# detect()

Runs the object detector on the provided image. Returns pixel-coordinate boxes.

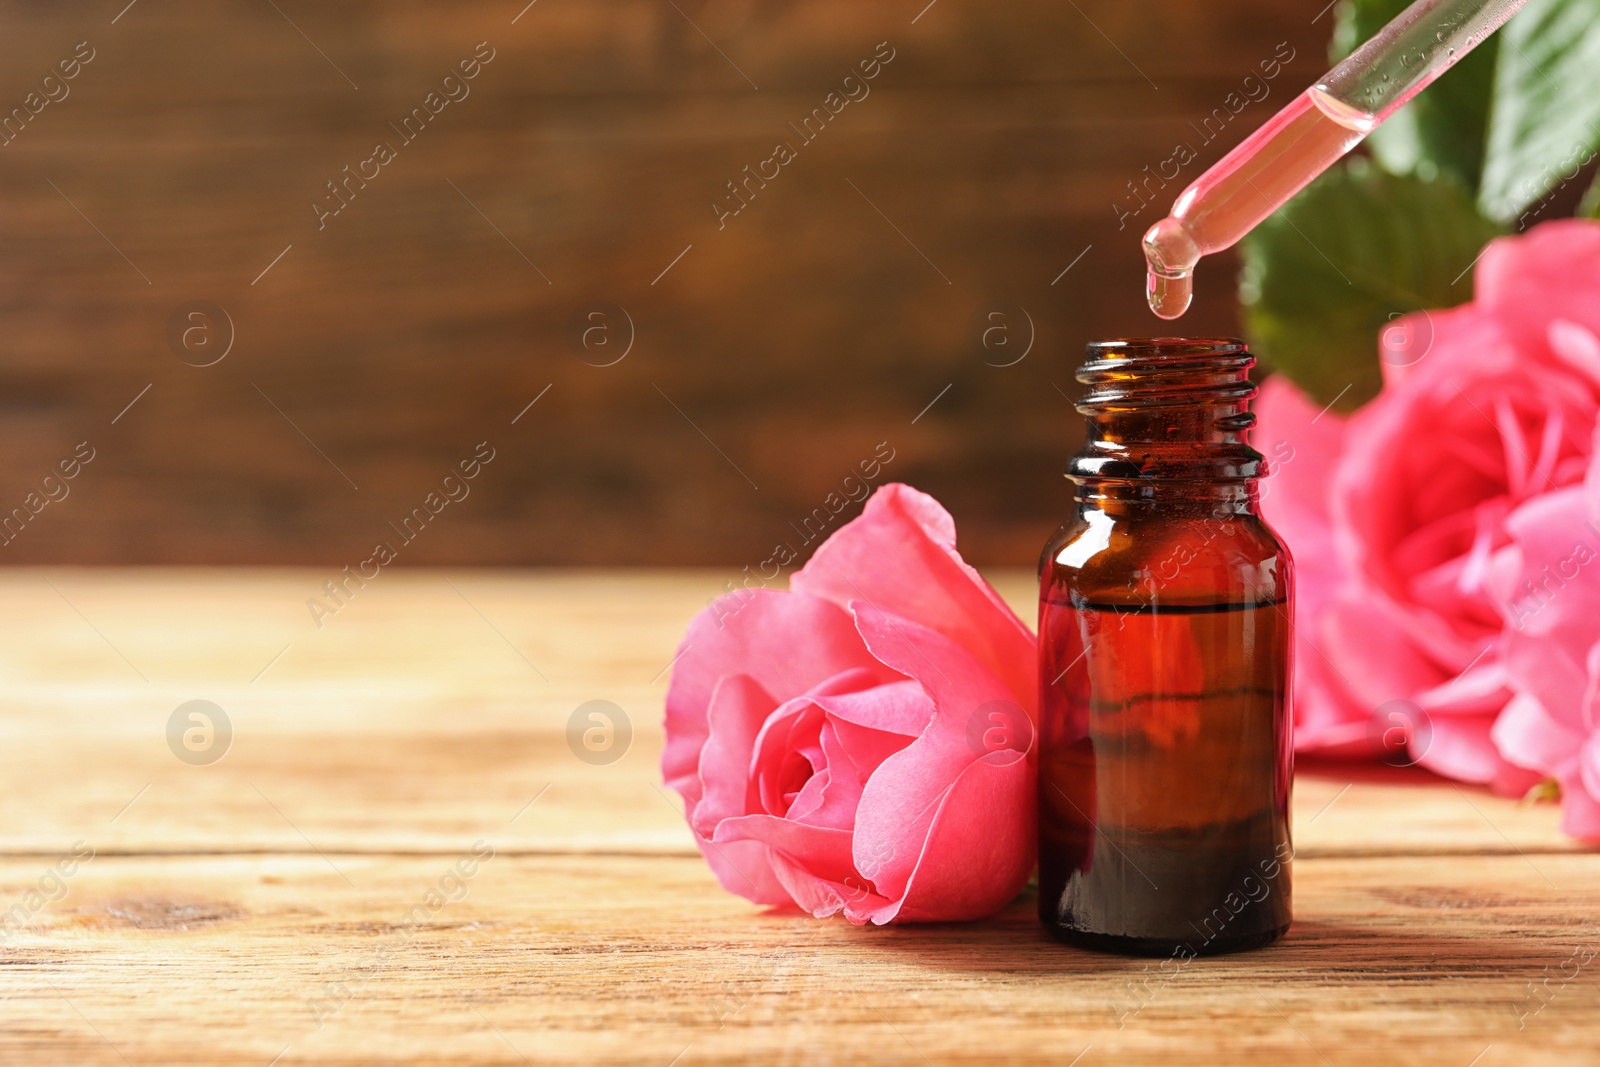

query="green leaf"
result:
[1331,0,1499,193]
[1582,171,1600,218]
[1478,0,1600,224]
[1239,160,1505,410]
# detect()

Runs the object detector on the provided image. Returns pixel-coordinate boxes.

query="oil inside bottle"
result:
[1037,590,1292,955]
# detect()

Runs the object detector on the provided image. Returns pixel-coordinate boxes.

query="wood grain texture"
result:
[0,0,1333,565]
[1,570,1596,1064]
[0,568,1576,857]
[6,854,1600,1066]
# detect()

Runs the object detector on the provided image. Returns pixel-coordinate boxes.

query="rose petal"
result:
[790,722,872,832]
[1257,378,1351,736]
[848,605,1032,909]
[1380,302,1513,391]
[663,589,896,812]
[1333,309,1531,669]
[1558,766,1600,842]
[748,698,825,819]
[1498,488,1600,639]
[1578,737,1600,823]
[1478,220,1600,354]
[690,835,790,907]
[1320,590,1446,708]
[1493,761,1547,798]
[1292,648,1373,755]
[1256,376,1348,558]
[713,813,857,885]
[1415,657,1508,716]
[713,814,862,917]
[791,483,1037,710]
[1414,711,1511,787]
[768,852,895,921]
[1492,691,1585,777]
[1493,488,1600,730]
[1561,653,1600,841]
[1587,424,1600,514]
[809,683,931,818]
[813,678,935,738]
[1549,320,1600,386]
[784,766,831,825]
[692,674,779,835]
[847,747,1033,924]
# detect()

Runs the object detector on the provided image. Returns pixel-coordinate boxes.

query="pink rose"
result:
[1258,219,1600,794]
[1488,436,1600,839]
[1253,376,1367,756]
[662,483,1037,923]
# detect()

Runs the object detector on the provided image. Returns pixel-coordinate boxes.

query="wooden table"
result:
[2,569,1596,1065]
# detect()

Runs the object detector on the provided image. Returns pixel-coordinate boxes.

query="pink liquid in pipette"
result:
[1143,88,1372,319]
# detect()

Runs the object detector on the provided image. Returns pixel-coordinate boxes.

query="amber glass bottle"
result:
[1037,337,1293,957]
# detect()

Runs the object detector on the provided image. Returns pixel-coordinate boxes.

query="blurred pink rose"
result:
[1254,376,1363,756]
[662,483,1037,923]
[1488,439,1600,839]
[1259,219,1600,799]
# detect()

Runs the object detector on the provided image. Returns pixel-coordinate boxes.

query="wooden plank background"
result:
[0,0,1332,565]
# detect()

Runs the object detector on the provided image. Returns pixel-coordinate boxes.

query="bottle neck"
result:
[1067,337,1265,514]
[1075,481,1259,513]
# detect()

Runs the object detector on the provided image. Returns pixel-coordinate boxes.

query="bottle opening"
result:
[1068,337,1264,493]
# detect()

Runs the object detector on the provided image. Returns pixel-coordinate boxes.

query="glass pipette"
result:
[1143,0,1530,319]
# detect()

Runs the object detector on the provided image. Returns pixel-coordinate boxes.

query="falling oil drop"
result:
[1142,215,1202,320]
[1146,269,1193,320]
